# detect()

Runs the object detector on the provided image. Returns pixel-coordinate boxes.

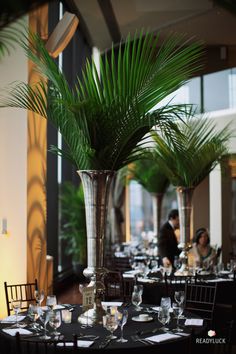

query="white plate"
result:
[198,271,211,275]
[132,316,153,322]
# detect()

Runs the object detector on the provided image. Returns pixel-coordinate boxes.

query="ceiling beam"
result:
[97,0,121,44]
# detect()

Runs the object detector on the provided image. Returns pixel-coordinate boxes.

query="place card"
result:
[57,340,94,347]
[82,286,94,311]
[146,333,180,342]
[185,318,203,326]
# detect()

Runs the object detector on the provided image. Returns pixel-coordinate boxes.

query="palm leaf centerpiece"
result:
[0,31,203,170]
[126,158,169,237]
[150,107,231,274]
[0,30,203,322]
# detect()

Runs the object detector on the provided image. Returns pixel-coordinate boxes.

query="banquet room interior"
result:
[0,0,236,353]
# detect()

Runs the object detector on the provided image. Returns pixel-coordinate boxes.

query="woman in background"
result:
[189,228,216,268]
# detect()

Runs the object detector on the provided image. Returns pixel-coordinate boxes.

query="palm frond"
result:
[0,30,204,170]
[151,109,232,187]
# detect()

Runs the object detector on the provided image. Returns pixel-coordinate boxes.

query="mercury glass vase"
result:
[77,170,115,325]
[151,192,164,242]
[175,186,194,276]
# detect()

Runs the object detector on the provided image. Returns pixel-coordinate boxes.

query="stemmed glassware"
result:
[28,304,40,330]
[116,309,128,343]
[172,302,184,332]
[103,313,118,340]
[158,307,170,332]
[39,310,50,340]
[46,295,57,310]
[49,311,61,337]
[160,297,171,310]
[131,285,143,311]
[34,290,44,307]
[11,298,22,328]
[174,291,185,318]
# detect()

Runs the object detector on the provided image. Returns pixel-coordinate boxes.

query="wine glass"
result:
[103,313,118,339]
[46,295,57,310]
[39,310,51,339]
[174,291,185,318]
[49,311,61,337]
[28,304,41,330]
[34,289,44,307]
[131,285,143,311]
[78,283,92,328]
[11,298,22,328]
[172,302,183,332]
[160,297,171,310]
[158,307,170,332]
[116,309,128,343]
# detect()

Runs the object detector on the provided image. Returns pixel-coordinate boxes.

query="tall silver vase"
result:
[77,170,115,325]
[151,193,164,241]
[175,186,194,275]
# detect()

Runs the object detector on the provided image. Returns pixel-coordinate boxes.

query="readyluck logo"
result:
[196,330,226,344]
[208,330,216,337]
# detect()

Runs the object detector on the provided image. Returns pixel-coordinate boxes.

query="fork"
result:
[131,334,152,345]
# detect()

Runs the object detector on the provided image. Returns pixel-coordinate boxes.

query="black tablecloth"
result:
[0,304,205,354]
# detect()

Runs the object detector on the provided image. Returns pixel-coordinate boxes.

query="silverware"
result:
[131,334,151,345]
[99,338,112,348]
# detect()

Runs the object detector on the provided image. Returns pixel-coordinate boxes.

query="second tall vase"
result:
[77,170,115,325]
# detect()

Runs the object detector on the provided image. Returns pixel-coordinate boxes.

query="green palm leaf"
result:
[151,106,232,187]
[0,30,203,170]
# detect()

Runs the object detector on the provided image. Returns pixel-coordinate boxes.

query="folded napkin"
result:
[151,306,173,313]
[123,274,135,279]
[206,278,232,283]
[58,341,94,348]
[2,328,32,336]
[101,301,123,307]
[1,315,26,323]
[123,270,140,275]
[137,278,155,283]
[185,318,203,326]
[146,333,180,342]
[41,304,65,311]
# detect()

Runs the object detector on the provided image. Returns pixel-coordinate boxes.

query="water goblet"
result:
[103,313,118,340]
[11,298,22,328]
[131,285,143,311]
[174,291,185,318]
[172,302,183,332]
[158,307,170,332]
[160,297,171,310]
[116,309,128,343]
[49,311,61,337]
[39,310,51,340]
[46,295,57,310]
[28,304,40,330]
[34,289,44,307]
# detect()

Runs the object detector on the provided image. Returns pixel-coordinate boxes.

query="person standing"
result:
[158,209,180,267]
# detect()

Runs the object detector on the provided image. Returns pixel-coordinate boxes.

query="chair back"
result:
[164,273,196,299]
[184,281,217,327]
[104,271,124,301]
[4,279,38,315]
[15,332,78,354]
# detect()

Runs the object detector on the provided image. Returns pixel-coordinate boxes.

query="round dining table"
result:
[0,303,206,354]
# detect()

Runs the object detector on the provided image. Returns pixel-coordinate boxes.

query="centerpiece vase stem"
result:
[77,170,115,325]
[175,186,194,275]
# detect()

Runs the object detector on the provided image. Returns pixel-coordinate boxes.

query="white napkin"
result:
[151,306,173,313]
[101,301,123,307]
[185,318,203,326]
[1,315,26,323]
[123,270,140,275]
[58,341,94,347]
[123,274,135,279]
[2,328,32,336]
[146,333,180,342]
[137,278,155,283]
[206,278,232,283]
[41,304,65,311]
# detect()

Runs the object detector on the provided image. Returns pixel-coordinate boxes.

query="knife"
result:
[99,338,112,348]
[137,327,159,336]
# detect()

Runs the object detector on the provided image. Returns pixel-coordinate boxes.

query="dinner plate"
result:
[132,316,153,322]
[198,271,211,275]
[219,270,230,275]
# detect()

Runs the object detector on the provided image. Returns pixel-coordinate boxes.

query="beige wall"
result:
[0,20,28,318]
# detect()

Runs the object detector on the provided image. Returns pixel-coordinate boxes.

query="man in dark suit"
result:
[158,209,180,267]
